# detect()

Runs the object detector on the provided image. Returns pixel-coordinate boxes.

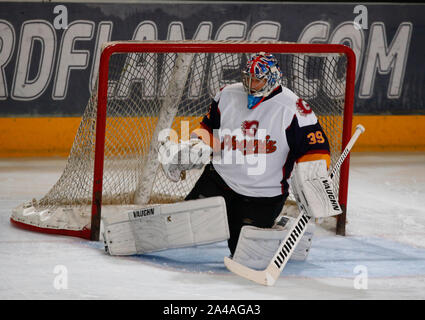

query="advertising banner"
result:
[0,2,423,116]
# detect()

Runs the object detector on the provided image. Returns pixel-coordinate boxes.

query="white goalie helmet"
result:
[241,52,283,109]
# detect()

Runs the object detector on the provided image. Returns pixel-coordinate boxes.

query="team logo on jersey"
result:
[221,134,277,155]
[221,121,277,156]
[296,98,312,116]
[241,120,259,137]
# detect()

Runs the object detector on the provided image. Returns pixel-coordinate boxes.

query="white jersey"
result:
[199,83,330,198]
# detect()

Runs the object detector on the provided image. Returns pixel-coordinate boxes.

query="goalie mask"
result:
[242,52,282,109]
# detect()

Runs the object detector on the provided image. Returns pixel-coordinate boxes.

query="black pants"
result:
[185,164,288,255]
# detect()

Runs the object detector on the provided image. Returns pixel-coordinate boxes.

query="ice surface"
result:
[1,153,425,300]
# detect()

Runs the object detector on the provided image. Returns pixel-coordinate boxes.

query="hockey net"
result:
[10,41,355,240]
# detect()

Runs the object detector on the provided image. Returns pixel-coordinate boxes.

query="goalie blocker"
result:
[291,159,342,218]
[102,196,229,255]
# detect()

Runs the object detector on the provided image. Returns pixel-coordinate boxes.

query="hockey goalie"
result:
[102,52,342,269]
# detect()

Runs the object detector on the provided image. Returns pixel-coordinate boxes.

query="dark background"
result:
[0,2,423,116]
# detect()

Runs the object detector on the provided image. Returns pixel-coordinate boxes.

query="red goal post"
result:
[11,41,356,241]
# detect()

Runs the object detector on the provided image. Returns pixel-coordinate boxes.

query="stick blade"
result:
[224,256,276,286]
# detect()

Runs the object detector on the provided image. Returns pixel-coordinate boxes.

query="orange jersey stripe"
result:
[297,152,331,169]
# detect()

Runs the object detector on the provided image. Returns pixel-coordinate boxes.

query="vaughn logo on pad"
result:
[321,179,341,212]
[128,207,159,219]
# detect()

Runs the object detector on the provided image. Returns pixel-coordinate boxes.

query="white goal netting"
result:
[11,41,352,239]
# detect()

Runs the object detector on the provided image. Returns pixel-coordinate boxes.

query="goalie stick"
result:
[224,124,365,286]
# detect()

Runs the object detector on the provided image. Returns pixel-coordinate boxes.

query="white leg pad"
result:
[232,216,315,270]
[102,196,229,255]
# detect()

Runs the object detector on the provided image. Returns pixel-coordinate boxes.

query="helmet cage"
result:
[241,53,282,97]
[241,72,268,96]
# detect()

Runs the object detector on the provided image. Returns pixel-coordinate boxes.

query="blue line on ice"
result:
[124,236,425,278]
